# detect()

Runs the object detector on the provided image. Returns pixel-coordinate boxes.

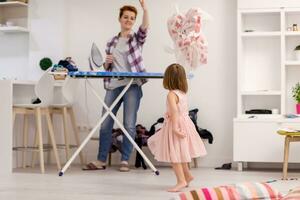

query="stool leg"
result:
[35,108,45,174]
[69,107,85,165]
[193,158,198,168]
[45,109,61,170]
[283,136,290,180]
[62,107,71,161]
[13,111,19,168]
[22,114,29,168]
[46,112,54,165]
[31,129,38,168]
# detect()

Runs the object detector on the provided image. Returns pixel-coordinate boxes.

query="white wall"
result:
[0,34,29,80]
[28,0,67,79]
[65,0,237,167]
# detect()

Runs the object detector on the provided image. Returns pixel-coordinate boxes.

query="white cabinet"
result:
[0,1,29,33]
[234,120,282,162]
[0,80,12,174]
[234,119,300,163]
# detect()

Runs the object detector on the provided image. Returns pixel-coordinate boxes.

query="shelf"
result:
[241,32,281,37]
[12,80,63,86]
[235,115,300,123]
[12,80,36,85]
[0,26,29,33]
[285,8,300,13]
[281,117,300,123]
[285,61,300,66]
[0,1,28,7]
[240,9,281,14]
[235,114,282,121]
[285,31,300,36]
[241,90,282,95]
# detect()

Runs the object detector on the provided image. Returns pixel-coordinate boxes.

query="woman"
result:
[84,0,149,172]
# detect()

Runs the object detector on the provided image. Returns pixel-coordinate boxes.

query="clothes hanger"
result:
[173,2,213,21]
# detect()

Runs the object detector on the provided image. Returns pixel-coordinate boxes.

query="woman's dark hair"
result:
[119,5,137,19]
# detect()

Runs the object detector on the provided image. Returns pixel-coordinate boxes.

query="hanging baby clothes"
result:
[167,8,208,70]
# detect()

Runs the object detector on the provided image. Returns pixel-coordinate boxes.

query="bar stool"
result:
[49,77,84,165]
[13,70,61,173]
[277,130,300,180]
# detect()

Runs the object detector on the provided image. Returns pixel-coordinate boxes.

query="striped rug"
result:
[177,182,283,200]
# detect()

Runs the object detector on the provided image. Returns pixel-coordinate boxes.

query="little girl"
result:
[148,63,207,192]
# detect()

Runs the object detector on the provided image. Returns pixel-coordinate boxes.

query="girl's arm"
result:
[139,0,149,30]
[167,92,186,138]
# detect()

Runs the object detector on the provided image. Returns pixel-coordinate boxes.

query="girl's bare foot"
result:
[167,182,187,192]
[185,176,194,187]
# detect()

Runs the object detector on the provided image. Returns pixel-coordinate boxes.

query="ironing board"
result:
[58,71,164,176]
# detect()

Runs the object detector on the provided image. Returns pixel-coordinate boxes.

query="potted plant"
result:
[39,57,52,71]
[295,45,300,61]
[292,82,300,114]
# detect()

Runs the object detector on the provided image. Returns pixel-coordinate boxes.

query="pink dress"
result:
[148,90,207,163]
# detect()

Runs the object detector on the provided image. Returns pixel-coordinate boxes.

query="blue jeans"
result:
[97,84,143,162]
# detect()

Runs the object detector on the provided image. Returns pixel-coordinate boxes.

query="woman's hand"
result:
[105,54,113,64]
[139,0,147,11]
[104,54,113,69]
[104,54,114,70]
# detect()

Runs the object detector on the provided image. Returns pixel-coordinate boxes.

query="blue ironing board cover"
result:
[68,71,164,79]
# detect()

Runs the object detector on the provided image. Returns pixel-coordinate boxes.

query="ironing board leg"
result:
[86,79,159,175]
[59,79,133,176]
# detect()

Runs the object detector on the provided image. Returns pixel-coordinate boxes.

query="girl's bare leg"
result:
[168,163,187,192]
[182,162,194,187]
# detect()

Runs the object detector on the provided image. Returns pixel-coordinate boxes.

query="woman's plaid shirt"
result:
[103,26,148,89]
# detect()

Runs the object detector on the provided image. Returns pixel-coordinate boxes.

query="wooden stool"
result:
[277,130,300,180]
[48,76,85,166]
[13,106,61,173]
[13,70,61,173]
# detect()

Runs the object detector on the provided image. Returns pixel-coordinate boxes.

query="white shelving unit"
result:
[0,1,29,33]
[240,90,282,95]
[0,26,29,33]
[285,31,300,36]
[241,32,281,37]
[235,1,300,170]
[0,1,28,7]
[286,61,300,65]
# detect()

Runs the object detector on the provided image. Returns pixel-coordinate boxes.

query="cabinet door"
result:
[234,121,284,162]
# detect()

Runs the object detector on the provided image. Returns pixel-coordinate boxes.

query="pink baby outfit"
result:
[148,90,207,163]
